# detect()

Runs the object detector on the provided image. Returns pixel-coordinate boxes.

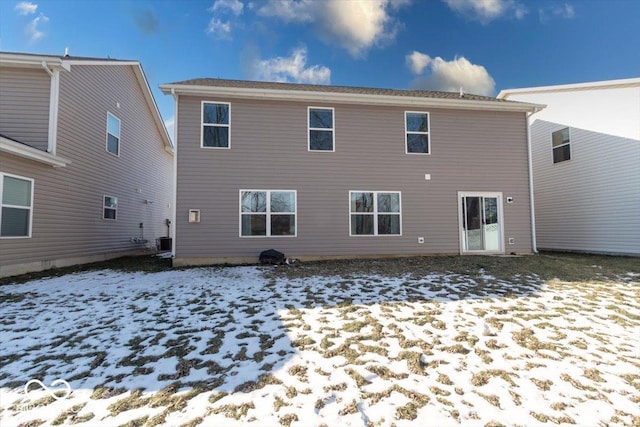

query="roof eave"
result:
[160,84,543,113]
[131,66,174,153]
[0,136,71,167]
[0,52,67,71]
[498,77,640,99]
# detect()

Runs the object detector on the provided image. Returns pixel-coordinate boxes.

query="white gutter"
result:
[161,84,544,113]
[41,61,61,155]
[526,107,544,254]
[170,88,178,258]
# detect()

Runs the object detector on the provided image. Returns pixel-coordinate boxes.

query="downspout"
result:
[170,88,178,259]
[41,61,60,155]
[526,108,542,254]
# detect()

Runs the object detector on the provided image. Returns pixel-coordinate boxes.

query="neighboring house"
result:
[160,79,542,266]
[0,51,174,277]
[499,78,640,256]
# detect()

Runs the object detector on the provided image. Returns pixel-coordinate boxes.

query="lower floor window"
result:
[1,173,33,238]
[350,191,401,236]
[103,195,117,220]
[240,190,296,237]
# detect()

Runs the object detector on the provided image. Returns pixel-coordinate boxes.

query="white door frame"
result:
[457,191,505,254]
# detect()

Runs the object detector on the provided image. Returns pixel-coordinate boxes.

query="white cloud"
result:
[255,0,314,22]
[249,47,331,84]
[14,1,37,15]
[206,18,232,39]
[257,0,409,57]
[409,54,496,96]
[539,3,575,22]
[25,14,48,42]
[206,0,243,39]
[444,0,527,23]
[406,51,431,75]
[210,0,244,16]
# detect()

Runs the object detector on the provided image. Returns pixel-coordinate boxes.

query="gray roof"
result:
[167,78,513,103]
[0,50,135,62]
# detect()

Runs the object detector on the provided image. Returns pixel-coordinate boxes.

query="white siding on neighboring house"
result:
[501,80,640,140]
[531,120,640,255]
[501,79,640,255]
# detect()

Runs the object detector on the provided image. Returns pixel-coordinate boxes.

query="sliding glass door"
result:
[459,193,503,253]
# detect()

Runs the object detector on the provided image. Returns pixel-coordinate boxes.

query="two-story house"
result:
[0,51,174,277]
[499,78,640,256]
[160,79,542,266]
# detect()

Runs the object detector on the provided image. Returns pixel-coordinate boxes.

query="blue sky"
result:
[2,0,639,134]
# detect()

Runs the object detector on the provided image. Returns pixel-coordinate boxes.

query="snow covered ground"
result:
[0,265,638,426]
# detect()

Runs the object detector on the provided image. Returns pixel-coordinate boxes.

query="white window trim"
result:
[0,172,34,239]
[308,106,335,152]
[349,191,402,237]
[239,189,297,238]
[201,101,231,149]
[405,111,431,155]
[103,195,117,221]
[551,127,571,164]
[106,112,121,157]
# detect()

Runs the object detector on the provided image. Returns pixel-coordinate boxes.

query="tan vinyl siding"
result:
[0,67,50,150]
[531,120,640,255]
[0,65,173,274]
[175,95,533,260]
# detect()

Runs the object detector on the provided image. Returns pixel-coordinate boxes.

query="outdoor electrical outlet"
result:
[508,238,515,244]
[418,237,425,244]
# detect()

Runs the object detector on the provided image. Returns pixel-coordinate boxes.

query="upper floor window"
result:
[106,112,121,156]
[350,191,401,236]
[1,173,33,238]
[103,195,117,220]
[308,107,334,151]
[552,127,571,163]
[202,102,230,148]
[405,111,430,154]
[240,190,296,237]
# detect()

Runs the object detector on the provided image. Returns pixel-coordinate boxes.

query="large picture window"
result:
[405,111,430,154]
[202,102,230,148]
[240,190,296,237]
[308,107,334,151]
[350,191,401,236]
[552,127,571,163]
[106,112,121,156]
[0,173,33,238]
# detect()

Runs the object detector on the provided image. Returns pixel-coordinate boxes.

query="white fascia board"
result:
[498,77,640,99]
[129,66,175,153]
[0,136,70,167]
[61,60,140,67]
[160,84,544,113]
[0,54,69,71]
